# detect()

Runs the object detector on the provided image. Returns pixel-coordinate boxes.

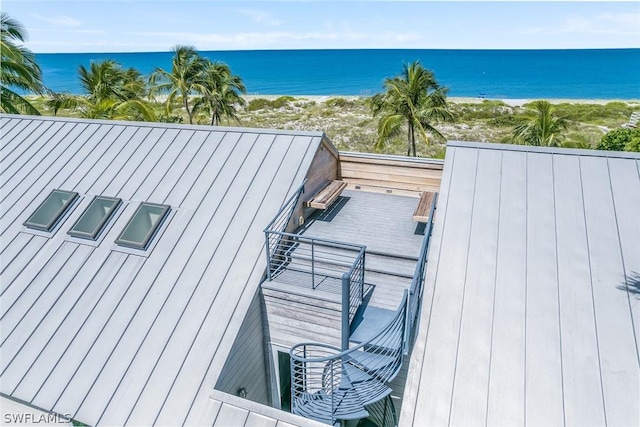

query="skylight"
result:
[115,203,170,250]
[68,196,121,240]
[24,189,78,232]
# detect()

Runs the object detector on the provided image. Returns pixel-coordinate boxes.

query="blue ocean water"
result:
[35,49,640,99]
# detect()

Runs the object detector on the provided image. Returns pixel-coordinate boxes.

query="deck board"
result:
[302,190,423,259]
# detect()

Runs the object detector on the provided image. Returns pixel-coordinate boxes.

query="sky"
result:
[3,1,639,53]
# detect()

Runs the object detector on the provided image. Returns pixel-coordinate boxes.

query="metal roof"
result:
[401,141,640,426]
[0,114,322,426]
[187,390,327,427]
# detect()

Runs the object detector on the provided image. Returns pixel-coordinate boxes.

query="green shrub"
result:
[270,96,295,109]
[487,114,523,127]
[551,102,633,124]
[246,98,271,111]
[246,96,295,111]
[597,128,640,152]
[325,97,355,108]
[451,101,512,121]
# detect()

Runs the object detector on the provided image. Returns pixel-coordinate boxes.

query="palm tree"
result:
[193,61,246,126]
[149,45,208,124]
[370,61,455,157]
[44,91,79,116]
[513,100,568,146]
[72,59,156,121]
[0,12,46,115]
[76,98,156,121]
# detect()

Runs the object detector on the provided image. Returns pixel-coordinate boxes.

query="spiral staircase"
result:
[263,184,437,426]
[289,291,407,425]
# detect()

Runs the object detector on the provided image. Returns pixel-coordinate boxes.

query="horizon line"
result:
[33,46,640,55]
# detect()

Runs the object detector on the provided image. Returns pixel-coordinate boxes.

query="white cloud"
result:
[34,14,82,27]
[128,29,424,50]
[236,9,284,27]
[525,11,640,37]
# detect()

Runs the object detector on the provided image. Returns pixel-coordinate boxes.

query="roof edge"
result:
[339,151,445,165]
[208,390,328,427]
[0,113,327,138]
[447,140,640,160]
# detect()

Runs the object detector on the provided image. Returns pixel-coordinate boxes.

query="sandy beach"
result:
[242,94,640,107]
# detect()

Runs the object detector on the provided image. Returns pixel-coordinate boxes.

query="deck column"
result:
[341,273,350,351]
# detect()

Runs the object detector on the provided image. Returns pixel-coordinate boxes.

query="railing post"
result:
[265,232,272,281]
[341,272,350,351]
[311,239,316,290]
[361,250,365,302]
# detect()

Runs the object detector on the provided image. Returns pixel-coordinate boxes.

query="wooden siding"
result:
[215,290,269,406]
[339,152,443,197]
[288,138,340,232]
[261,281,343,349]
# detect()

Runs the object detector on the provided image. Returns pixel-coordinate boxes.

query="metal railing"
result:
[264,181,306,281]
[265,231,365,292]
[405,192,438,353]
[346,249,365,319]
[290,291,408,425]
[264,181,366,338]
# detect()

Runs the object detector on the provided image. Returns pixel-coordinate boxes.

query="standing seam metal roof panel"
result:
[0,115,323,426]
[401,141,640,427]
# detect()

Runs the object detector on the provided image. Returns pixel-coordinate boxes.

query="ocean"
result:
[35,49,640,99]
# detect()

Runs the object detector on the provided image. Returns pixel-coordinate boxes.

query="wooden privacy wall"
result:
[339,152,443,197]
[287,137,341,231]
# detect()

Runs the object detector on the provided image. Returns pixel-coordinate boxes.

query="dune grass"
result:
[26,95,639,158]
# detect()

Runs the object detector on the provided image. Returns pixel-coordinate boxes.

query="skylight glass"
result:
[68,196,121,240]
[24,189,78,232]
[115,203,170,249]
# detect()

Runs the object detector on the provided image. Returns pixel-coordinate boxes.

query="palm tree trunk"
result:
[407,124,412,156]
[184,97,193,124]
[408,123,417,157]
[412,126,417,157]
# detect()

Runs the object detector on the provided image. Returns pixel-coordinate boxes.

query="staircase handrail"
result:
[405,192,437,353]
[291,289,407,364]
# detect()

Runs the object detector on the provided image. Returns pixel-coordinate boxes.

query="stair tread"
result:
[349,306,397,344]
[343,362,393,406]
[294,388,369,421]
[344,351,397,376]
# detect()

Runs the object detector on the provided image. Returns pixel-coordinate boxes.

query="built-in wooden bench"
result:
[306,180,348,210]
[412,191,436,222]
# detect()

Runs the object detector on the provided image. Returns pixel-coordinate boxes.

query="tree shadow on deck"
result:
[618,271,640,298]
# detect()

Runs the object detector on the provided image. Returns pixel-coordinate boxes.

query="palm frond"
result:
[375,114,403,150]
[370,61,454,155]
